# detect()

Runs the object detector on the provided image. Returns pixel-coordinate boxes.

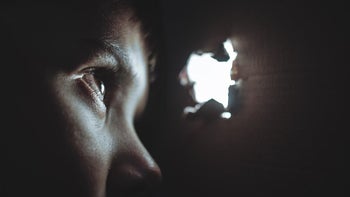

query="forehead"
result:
[102,5,144,47]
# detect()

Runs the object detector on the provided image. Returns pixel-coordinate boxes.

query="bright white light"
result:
[221,112,232,119]
[185,39,237,108]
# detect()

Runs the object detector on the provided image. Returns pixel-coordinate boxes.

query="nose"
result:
[106,129,162,197]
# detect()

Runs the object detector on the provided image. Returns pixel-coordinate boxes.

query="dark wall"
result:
[140,1,345,197]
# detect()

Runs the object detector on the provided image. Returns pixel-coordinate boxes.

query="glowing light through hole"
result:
[221,112,232,119]
[183,39,237,108]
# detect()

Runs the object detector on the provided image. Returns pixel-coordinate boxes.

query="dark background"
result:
[0,1,344,197]
[138,1,345,197]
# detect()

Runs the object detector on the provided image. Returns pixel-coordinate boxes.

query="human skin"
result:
[1,1,161,197]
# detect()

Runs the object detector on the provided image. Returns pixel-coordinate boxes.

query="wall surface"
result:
[140,1,345,197]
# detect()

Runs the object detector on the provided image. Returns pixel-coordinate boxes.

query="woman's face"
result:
[4,2,161,197]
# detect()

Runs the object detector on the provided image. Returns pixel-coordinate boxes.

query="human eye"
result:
[68,42,132,113]
[75,66,121,109]
[80,67,108,101]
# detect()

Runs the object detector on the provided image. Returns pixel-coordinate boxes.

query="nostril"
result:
[143,165,162,190]
[125,167,162,196]
[106,159,162,197]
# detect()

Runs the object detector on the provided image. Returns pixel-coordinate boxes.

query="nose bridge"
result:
[107,123,162,196]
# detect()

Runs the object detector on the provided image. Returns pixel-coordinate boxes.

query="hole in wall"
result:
[179,38,242,120]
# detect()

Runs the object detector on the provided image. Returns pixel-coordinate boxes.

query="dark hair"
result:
[130,0,162,55]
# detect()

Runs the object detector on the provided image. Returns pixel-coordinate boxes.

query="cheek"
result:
[50,74,115,195]
[69,127,114,196]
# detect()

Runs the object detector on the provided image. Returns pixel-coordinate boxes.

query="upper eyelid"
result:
[78,50,119,70]
[85,39,135,79]
[70,59,134,91]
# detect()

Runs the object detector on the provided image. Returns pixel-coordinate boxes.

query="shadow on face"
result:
[1,1,162,197]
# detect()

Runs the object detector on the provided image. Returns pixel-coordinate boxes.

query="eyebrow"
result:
[101,41,126,64]
[82,38,126,66]
[77,38,137,81]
